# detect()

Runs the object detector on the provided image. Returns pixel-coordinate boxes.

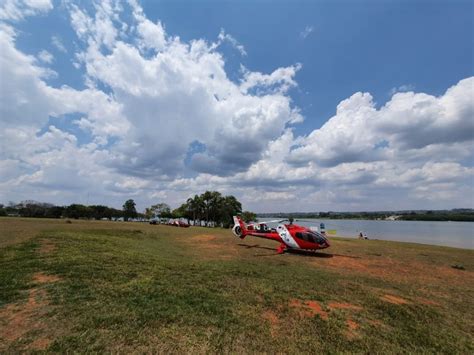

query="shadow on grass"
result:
[286,249,334,258]
[237,243,279,257]
[237,244,364,260]
[237,243,275,251]
[237,243,363,260]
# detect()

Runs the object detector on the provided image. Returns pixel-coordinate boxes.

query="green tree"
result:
[172,203,191,222]
[186,191,243,227]
[64,204,93,219]
[241,211,257,223]
[148,203,171,219]
[144,207,154,219]
[187,195,204,225]
[89,205,111,220]
[219,195,242,227]
[201,191,223,226]
[123,199,137,221]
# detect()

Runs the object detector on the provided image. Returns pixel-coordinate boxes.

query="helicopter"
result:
[232,216,330,254]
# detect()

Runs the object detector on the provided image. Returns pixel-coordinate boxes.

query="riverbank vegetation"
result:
[259,209,474,222]
[0,218,472,352]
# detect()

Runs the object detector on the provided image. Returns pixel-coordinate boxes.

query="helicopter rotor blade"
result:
[255,219,288,224]
[293,219,319,223]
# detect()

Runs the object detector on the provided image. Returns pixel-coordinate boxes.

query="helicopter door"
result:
[276,225,299,249]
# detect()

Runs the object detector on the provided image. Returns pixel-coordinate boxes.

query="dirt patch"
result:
[0,288,52,350]
[263,310,279,326]
[29,338,51,350]
[314,254,473,286]
[0,270,64,351]
[417,298,441,306]
[328,302,363,311]
[262,310,279,336]
[289,299,328,320]
[346,319,359,331]
[33,272,61,284]
[345,319,360,339]
[191,234,217,242]
[182,234,239,260]
[381,294,411,305]
[38,239,56,254]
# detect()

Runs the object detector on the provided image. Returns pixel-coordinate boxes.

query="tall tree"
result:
[188,195,204,224]
[144,207,154,219]
[219,195,242,227]
[148,203,171,219]
[201,191,222,226]
[123,199,137,221]
[241,211,257,223]
[172,203,191,222]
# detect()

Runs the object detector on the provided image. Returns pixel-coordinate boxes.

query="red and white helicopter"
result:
[232,216,330,254]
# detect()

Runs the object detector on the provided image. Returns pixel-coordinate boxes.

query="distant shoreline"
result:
[257,210,474,222]
[257,217,474,222]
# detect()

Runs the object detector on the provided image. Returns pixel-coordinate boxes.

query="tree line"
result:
[0,192,257,227]
[145,191,256,227]
[0,201,134,220]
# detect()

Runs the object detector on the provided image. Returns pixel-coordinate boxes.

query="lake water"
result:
[258,218,474,249]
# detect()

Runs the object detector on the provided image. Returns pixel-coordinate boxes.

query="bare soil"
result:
[328,302,363,311]
[262,310,280,336]
[380,294,411,305]
[0,288,51,350]
[289,299,329,320]
[38,239,56,254]
[0,269,62,351]
[33,272,61,284]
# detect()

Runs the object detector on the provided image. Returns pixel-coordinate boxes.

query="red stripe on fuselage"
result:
[247,231,283,243]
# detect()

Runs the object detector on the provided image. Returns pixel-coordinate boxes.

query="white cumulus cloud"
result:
[0,0,52,21]
[0,0,472,212]
[38,49,53,63]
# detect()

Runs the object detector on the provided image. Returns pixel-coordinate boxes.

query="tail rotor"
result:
[232,216,247,239]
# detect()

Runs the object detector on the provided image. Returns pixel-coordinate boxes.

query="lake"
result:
[258,218,474,249]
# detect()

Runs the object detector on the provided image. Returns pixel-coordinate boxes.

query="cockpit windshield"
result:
[296,231,327,245]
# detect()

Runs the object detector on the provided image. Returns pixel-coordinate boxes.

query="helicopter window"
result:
[310,232,326,244]
[296,232,326,244]
[296,232,315,243]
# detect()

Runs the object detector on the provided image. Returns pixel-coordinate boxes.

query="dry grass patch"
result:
[328,302,363,311]
[0,288,53,351]
[380,294,411,305]
[181,233,240,260]
[32,272,61,284]
[313,251,472,287]
[38,239,56,255]
[345,319,360,339]
[416,298,441,306]
[262,310,280,337]
[289,299,329,320]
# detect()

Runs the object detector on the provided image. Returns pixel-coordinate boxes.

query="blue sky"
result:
[0,0,473,212]
[139,0,473,133]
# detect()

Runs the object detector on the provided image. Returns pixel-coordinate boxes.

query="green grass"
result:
[0,218,473,352]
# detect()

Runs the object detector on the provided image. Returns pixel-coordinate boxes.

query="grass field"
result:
[1,217,473,353]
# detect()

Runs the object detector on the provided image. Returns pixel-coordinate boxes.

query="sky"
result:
[0,0,473,213]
